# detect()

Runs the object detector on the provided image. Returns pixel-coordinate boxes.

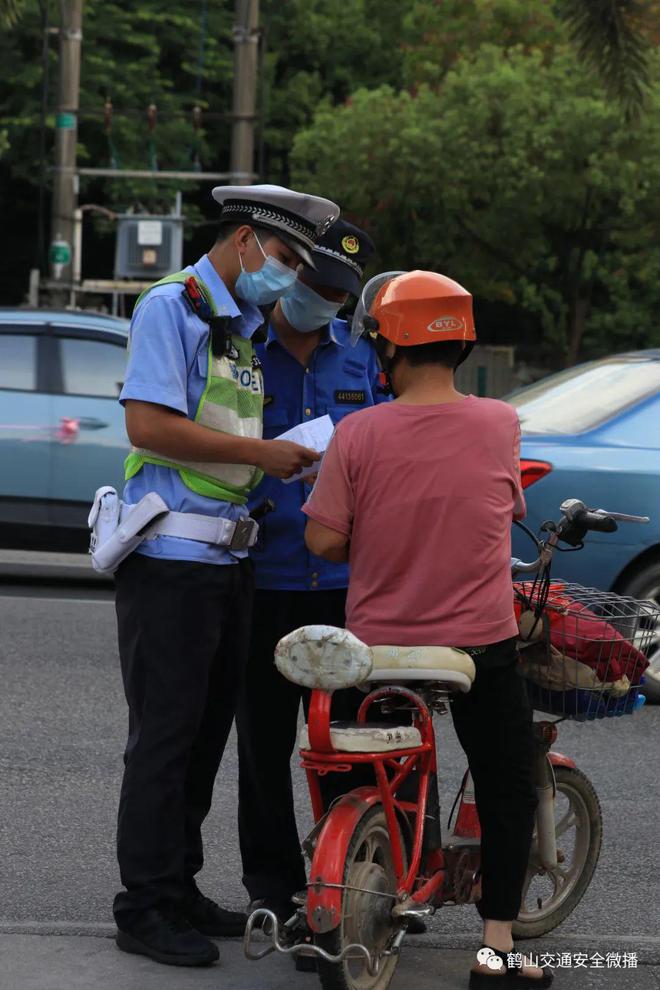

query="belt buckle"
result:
[229,518,256,551]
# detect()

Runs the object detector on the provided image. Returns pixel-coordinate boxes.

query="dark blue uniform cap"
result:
[301,220,376,297]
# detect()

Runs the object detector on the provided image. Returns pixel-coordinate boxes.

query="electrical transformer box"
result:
[114,213,183,279]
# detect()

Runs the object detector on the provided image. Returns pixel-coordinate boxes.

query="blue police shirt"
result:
[248,318,388,590]
[120,254,264,565]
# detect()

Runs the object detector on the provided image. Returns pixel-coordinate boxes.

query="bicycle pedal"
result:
[391,899,434,921]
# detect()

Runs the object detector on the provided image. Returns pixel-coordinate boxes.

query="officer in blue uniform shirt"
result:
[236,220,387,923]
[112,184,339,968]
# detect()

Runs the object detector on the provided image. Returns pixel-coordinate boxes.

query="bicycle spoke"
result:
[520,870,534,908]
[555,810,577,838]
[363,834,378,862]
[548,862,572,895]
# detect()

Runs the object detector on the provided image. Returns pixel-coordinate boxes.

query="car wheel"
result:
[619,559,660,703]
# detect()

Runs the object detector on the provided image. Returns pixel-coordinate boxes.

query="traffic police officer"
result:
[113,184,339,968]
[236,220,386,923]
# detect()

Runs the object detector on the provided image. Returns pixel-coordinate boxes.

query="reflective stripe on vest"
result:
[124,272,264,505]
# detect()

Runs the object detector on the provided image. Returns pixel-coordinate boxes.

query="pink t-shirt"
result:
[303,396,525,648]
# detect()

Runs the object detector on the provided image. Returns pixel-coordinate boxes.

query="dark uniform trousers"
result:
[237,588,372,903]
[113,553,254,928]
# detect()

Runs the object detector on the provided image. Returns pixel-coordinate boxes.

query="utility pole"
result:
[49,0,83,296]
[230,0,259,185]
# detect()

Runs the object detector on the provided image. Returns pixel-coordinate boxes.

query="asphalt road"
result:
[1,578,659,953]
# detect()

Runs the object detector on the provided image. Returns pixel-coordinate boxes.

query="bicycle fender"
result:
[548,751,576,770]
[307,787,381,934]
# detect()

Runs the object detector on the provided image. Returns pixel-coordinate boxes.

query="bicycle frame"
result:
[302,685,438,933]
[300,685,575,936]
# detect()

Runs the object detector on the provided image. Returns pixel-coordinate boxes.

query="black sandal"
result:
[469,946,554,988]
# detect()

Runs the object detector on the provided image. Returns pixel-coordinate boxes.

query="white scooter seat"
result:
[299,721,422,754]
[368,645,476,693]
[274,626,476,694]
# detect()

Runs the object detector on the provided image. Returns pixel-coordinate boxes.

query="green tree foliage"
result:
[0,0,234,209]
[0,0,24,27]
[401,0,563,87]
[0,0,658,362]
[557,0,659,120]
[291,47,660,364]
[259,0,407,181]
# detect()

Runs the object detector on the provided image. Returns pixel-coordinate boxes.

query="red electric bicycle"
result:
[245,499,658,990]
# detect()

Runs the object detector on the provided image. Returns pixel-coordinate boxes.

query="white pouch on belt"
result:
[88,486,120,554]
[88,487,169,575]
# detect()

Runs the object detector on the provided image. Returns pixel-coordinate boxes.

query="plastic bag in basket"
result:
[519,641,631,697]
[514,583,649,686]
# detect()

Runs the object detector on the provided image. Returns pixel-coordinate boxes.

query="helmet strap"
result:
[455,340,475,368]
[376,370,394,396]
[376,341,403,396]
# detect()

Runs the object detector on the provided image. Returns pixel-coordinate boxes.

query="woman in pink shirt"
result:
[304,271,551,989]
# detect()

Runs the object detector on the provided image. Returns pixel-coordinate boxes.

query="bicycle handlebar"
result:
[511,497,651,575]
[559,498,649,530]
[559,498,612,531]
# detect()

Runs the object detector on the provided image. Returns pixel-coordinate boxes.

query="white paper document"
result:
[275,414,335,484]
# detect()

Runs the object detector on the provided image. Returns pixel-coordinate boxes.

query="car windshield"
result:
[507,358,660,435]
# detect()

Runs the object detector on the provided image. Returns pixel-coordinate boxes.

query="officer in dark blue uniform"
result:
[236,221,387,922]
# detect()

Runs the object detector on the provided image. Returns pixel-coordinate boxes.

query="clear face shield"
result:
[350,270,406,347]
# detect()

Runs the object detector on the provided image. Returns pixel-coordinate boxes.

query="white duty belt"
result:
[88,487,258,575]
[120,503,258,549]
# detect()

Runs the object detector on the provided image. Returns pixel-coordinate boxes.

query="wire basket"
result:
[514,581,660,721]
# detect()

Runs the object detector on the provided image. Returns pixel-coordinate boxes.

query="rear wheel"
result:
[315,806,405,990]
[513,765,602,939]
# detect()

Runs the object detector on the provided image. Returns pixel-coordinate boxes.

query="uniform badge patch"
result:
[334,389,365,404]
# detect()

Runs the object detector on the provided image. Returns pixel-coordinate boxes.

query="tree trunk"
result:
[566,296,590,366]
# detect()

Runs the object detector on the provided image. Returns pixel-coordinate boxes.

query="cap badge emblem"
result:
[342,235,360,254]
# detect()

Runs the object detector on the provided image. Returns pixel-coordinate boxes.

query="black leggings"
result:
[450,641,538,920]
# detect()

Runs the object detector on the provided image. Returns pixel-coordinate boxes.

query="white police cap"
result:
[212,183,340,268]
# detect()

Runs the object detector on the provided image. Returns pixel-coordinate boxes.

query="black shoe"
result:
[116,908,219,967]
[181,888,247,937]
[406,916,428,935]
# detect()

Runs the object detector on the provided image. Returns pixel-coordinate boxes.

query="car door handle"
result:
[78,416,109,430]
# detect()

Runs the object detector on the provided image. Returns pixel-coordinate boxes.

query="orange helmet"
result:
[351,269,476,348]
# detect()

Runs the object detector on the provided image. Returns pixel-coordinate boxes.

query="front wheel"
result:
[513,764,602,939]
[620,559,660,702]
[315,805,405,990]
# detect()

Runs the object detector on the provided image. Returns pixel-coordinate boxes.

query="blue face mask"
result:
[280,279,343,333]
[235,232,298,306]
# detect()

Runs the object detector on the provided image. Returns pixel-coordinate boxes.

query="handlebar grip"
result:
[580,510,618,533]
[556,503,618,545]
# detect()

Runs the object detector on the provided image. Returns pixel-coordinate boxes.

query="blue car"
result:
[507,350,660,700]
[0,308,129,552]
